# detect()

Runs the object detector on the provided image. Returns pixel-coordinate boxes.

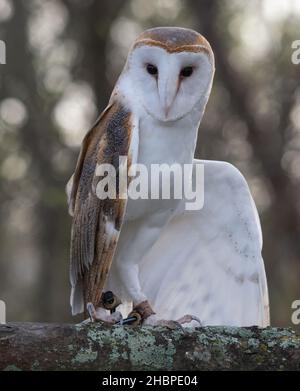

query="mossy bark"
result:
[0,323,299,371]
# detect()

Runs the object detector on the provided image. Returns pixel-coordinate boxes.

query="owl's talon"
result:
[86,302,122,324]
[143,313,201,328]
[176,314,202,326]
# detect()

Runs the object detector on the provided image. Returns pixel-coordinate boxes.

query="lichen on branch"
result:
[0,323,299,370]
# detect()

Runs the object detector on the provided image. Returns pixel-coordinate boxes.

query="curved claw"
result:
[176,314,202,326]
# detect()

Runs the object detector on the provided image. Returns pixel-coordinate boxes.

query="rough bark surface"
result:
[0,323,299,371]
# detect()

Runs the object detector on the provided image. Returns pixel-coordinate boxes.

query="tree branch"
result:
[0,323,299,370]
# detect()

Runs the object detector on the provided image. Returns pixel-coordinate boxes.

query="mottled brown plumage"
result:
[133,27,213,57]
[69,101,133,316]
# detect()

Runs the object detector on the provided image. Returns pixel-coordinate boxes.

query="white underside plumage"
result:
[139,159,269,327]
[105,158,269,327]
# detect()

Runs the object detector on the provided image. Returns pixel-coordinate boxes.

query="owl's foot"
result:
[176,314,202,326]
[116,300,155,326]
[85,291,122,324]
[116,300,202,328]
[86,302,123,324]
[143,314,202,329]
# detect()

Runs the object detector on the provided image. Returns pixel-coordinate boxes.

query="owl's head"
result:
[122,27,215,122]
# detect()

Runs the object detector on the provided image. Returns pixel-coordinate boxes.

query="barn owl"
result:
[67,27,270,327]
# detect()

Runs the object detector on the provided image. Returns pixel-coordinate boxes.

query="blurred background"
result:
[0,0,299,327]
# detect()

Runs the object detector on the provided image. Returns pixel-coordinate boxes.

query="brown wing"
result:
[69,101,136,316]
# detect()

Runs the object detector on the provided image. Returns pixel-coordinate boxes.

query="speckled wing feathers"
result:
[69,101,134,315]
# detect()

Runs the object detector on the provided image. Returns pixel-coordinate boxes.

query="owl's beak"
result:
[158,72,179,119]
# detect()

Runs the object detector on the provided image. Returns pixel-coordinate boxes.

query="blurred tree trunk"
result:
[65,0,125,109]
[1,0,64,320]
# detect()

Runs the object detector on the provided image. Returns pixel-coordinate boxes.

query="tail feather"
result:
[70,279,84,316]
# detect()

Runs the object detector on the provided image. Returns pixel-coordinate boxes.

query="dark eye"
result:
[180,66,194,78]
[146,63,158,76]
